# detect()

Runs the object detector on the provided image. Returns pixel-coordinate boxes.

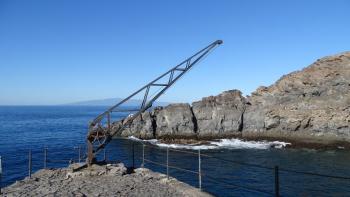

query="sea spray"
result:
[127,136,291,150]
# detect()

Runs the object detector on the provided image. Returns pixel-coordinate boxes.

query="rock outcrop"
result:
[2,163,211,197]
[114,52,350,144]
[192,90,245,138]
[243,52,350,143]
[155,103,197,138]
[120,110,156,139]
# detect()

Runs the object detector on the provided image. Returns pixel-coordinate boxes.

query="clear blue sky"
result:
[0,0,349,105]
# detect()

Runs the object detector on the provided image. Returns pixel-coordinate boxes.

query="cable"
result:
[143,158,198,174]
[136,140,350,180]
[279,168,350,180]
[203,174,274,196]
[140,141,350,180]
[201,153,274,170]
[167,148,198,155]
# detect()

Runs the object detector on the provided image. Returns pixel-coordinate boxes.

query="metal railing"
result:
[1,140,350,196]
[0,145,87,192]
[138,142,275,196]
[0,156,2,194]
[135,141,350,197]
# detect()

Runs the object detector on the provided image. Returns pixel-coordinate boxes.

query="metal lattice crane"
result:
[87,40,223,165]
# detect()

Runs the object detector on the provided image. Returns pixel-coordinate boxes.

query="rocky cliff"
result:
[115,52,350,144]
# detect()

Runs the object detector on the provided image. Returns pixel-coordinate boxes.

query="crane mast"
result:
[87,40,223,165]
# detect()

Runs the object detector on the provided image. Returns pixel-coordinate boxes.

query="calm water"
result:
[0,106,349,197]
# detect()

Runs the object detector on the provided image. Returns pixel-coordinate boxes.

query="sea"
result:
[0,106,350,197]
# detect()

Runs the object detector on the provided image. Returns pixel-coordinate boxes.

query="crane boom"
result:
[87,40,223,165]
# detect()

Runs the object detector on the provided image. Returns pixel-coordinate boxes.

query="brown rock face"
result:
[116,51,350,143]
[243,52,350,142]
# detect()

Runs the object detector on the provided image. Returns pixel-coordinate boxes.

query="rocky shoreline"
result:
[111,51,350,148]
[2,163,211,197]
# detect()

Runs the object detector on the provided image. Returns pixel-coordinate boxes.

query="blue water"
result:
[0,106,350,197]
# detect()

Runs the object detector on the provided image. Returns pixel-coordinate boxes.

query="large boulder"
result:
[119,110,156,139]
[192,90,246,138]
[155,103,197,138]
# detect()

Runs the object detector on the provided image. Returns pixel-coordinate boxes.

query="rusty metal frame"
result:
[86,40,223,165]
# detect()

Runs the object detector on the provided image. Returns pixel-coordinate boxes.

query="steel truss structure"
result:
[87,40,223,165]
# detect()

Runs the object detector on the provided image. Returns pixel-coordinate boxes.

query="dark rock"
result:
[192,90,245,138]
[114,51,350,144]
[155,103,197,138]
[120,111,156,139]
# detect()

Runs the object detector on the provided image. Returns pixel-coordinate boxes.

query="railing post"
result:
[274,166,280,197]
[103,149,106,162]
[198,149,202,190]
[44,147,47,169]
[78,145,81,163]
[142,144,145,168]
[0,156,2,194]
[132,142,135,169]
[28,150,32,178]
[166,147,169,179]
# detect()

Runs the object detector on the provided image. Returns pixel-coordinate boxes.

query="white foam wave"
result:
[155,143,217,150]
[210,139,291,149]
[127,136,291,150]
[128,136,141,141]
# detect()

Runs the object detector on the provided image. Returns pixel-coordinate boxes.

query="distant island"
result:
[65,98,170,106]
[111,51,350,148]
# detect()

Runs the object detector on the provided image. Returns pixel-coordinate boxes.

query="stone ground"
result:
[1,163,212,197]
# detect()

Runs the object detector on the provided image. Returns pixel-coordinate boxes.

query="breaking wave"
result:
[127,136,291,150]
